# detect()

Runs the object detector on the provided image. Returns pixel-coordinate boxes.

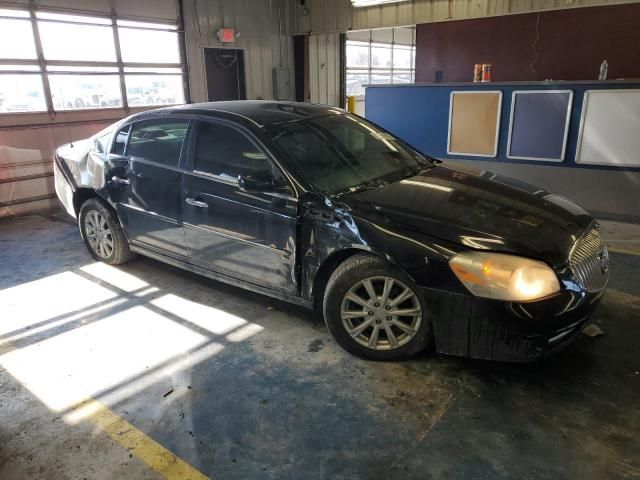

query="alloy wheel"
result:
[84,210,114,259]
[340,276,422,350]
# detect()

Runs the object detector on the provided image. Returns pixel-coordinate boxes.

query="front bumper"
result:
[425,285,606,362]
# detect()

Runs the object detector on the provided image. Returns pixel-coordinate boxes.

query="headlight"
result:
[449,252,560,302]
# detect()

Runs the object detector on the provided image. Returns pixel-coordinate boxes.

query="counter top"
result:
[364,79,640,88]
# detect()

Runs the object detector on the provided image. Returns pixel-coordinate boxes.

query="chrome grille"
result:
[569,227,610,292]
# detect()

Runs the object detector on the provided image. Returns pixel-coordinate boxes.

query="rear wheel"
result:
[79,198,134,265]
[323,253,433,360]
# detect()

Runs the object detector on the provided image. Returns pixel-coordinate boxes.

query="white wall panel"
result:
[575,89,640,167]
[113,0,178,21]
[309,33,341,106]
[182,0,294,102]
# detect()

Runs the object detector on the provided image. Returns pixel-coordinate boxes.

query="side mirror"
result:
[237,172,276,193]
[93,138,104,154]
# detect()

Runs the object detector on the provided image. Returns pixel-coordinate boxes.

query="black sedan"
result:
[54,101,609,362]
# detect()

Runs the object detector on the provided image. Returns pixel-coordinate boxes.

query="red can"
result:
[481,64,492,82]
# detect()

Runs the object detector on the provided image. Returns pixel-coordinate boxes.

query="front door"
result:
[108,118,190,258]
[182,119,298,294]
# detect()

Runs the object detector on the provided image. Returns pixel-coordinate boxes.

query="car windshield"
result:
[268,113,430,195]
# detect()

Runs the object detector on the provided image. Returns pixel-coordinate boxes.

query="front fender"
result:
[299,199,468,302]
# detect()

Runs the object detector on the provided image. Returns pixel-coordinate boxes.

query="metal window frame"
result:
[0,3,188,115]
[344,28,416,96]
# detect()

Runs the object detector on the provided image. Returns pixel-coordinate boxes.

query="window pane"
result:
[0,8,30,18]
[49,75,122,110]
[370,44,391,68]
[0,19,37,59]
[370,71,391,85]
[118,28,180,63]
[124,75,184,107]
[346,70,369,96]
[112,125,130,155]
[346,42,369,68]
[0,74,46,113]
[127,120,188,166]
[125,67,182,74]
[0,65,39,72]
[39,21,116,61]
[36,12,111,25]
[117,20,176,30]
[393,46,412,69]
[194,122,269,180]
[392,72,412,84]
[47,65,119,73]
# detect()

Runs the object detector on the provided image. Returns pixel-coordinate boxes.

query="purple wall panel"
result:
[508,91,572,161]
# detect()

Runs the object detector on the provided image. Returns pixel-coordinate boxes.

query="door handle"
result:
[111,176,130,185]
[185,197,209,209]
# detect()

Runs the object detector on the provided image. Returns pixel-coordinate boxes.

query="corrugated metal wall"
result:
[0,0,179,218]
[182,0,295,103]
[289,0,640,33]
[308,33,341,106]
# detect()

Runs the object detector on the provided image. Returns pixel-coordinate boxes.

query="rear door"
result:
[181,119,298,294]
[108,118,190,258]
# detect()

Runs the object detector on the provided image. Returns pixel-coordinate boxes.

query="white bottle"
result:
[599,60,608,80]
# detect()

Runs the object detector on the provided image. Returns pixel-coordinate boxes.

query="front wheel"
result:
[323,253,433,360]
[79,198,134,265]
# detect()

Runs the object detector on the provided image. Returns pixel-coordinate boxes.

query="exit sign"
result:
[217,28,235,43]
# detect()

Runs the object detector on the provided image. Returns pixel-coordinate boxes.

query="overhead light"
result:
[351,0,411,7]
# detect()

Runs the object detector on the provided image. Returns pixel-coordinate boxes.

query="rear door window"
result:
[126,119,189,167]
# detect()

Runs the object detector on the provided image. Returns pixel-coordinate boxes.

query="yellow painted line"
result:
[70,398,210,480]
[1,334,210,480]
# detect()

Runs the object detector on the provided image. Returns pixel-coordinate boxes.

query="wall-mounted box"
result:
[272,68,291,100]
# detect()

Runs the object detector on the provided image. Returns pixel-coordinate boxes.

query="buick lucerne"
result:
[54,101,609,361]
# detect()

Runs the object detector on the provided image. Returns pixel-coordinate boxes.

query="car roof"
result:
[134,100,344,128]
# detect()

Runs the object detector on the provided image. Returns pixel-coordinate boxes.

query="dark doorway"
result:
[204,48,246,101]
[293,35,309,102]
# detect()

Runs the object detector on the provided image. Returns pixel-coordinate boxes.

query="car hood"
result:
[337,164,594,267]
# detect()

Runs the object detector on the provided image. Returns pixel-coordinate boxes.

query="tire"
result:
[323,253,433,361]
[78,198,135,265]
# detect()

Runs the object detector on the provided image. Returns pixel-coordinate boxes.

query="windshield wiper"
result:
[334,164,434,197]
[334,176,390,196]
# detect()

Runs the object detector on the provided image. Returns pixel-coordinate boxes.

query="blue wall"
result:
[365,81,640,173]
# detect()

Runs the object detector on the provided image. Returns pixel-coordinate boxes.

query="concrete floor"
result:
[0,212,639,480]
